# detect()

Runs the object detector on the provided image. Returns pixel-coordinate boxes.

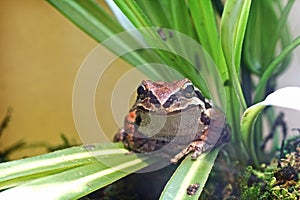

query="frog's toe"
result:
[191,142,205,160]
[170,146,193,164]
[170,140,206,163]
[113,128,125,142]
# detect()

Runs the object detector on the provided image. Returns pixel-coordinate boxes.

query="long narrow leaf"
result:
[47,0,167,80]
[169,1,196,39]
[0,143,126,189]
[0,152,153,200]
[135,0,172,28]
[160,148,221,200]
[0,142,157,197]
[113,0,154,28]
[265,0,294,71]
[188,0,219,62]
[243,0,293,87]
[221,0,251,110]
[47,0,123,42]
[254,36,300,102]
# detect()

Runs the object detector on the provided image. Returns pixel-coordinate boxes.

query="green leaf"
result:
[221,0,251,110]
[135,0,172,28]
[254,35,300,102]
[241,87,300,166]
[0,143,124,189]
[0,143,156,199]
[47,0,123,42]
[113,0,154,28]
[188,0,230,85]
[188,0,219,63]
[111,1,182,74]
[243,0,293,75]
[47,0,169,80]
[169,1,196,39]
[160,148,221,200]
[243,0,278,74]
[168,1,197,64]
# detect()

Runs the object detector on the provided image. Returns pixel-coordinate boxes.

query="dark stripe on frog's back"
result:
[135,106,205,143]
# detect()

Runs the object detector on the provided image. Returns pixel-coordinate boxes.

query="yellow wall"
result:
[0,0,135,159]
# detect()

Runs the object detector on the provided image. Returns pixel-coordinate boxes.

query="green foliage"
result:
[1,0,300,199]
[241,87,300,166]
[240,165,300,200]
[240,139,300,200]
[0,143,155,199]
[160,147,222,199]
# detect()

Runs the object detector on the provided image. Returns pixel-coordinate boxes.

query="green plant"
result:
[240,138,300,200]
[1,0,300,199]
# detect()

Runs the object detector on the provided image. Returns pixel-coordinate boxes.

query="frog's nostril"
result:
[163,101,171,108]
[155,104,160,108]
[163,94,177,108]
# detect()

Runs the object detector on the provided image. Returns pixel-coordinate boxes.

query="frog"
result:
[114,78,230,163]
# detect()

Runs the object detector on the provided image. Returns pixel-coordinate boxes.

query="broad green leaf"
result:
[160,148,221,200]
[241,87,300,166]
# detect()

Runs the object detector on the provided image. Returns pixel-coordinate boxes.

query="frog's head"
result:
[135,78,211,114]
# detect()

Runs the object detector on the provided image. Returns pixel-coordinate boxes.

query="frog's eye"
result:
[183,84,194,98]
[137,85,147,100]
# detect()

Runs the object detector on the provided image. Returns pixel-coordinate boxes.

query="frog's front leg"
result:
[113,110,137,149]
[170,140,206,164]
[170,109,212,164]
[170,121,231,164]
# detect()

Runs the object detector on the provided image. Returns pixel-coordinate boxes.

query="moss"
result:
[240,144,300,200]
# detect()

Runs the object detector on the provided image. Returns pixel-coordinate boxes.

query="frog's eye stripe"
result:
[194,89,212,109]
[194,89,205,101]
[148,91,161,106]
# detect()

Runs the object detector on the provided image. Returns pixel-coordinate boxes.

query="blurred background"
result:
[0,0,117,159]
[0,0,300,159]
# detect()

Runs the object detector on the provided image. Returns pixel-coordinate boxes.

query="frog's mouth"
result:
[137,104,201,115]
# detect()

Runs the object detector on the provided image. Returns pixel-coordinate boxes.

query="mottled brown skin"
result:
[114,78,230,163]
